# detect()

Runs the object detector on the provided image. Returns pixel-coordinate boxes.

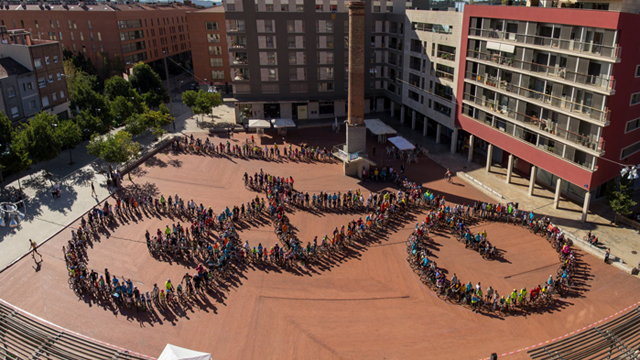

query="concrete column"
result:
[400,106,405,124]
[423,118,427,137]
[390,102,395,117]
[581,191,591,222]
[528,165,536,196]
[436,123,442,144]
[506,154,514,184]
[411,110,416,129]
[485,144,493,172]
[347,1,365,126]
[450,127,457,153]
[467,135,474,162]
[554,178,562,209]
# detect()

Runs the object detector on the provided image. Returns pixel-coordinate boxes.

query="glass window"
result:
[205,22,219,31]
[34,58,42,68]
[7,86,15,98]
[10,106,19,118]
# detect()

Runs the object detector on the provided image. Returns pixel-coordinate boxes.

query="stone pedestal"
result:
[344,125,367,154]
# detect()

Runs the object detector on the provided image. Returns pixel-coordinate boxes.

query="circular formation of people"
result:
[63,135,579,318]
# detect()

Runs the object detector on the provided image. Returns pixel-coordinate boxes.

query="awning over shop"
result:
[388,136,416,151]
[248,119,271,129]
[364,119,397,135]
[271,118,296,128]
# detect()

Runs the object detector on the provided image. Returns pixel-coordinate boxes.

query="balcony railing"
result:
[467,50,615,92]
[464,71,610,124]
[435,69,454,82]
[468,28,621,61]
[462,92,604,153]
[436,50,456,62]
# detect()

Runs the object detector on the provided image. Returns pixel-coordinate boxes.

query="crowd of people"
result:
[407,201,578,315]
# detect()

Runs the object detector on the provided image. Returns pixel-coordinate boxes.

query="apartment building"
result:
[186,5,232,90]
[0,1,194,69]
[222,0,411,122]
[0,58,40,122]
[398,8,462,153]
[0,28,69,120]
[457,3,640,219]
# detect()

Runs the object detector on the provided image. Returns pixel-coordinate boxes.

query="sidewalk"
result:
[374,113,640,273]
[0,101,194,271]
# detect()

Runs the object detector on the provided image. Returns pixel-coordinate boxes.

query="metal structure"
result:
[528,306,640,360]
[0,200,25,228]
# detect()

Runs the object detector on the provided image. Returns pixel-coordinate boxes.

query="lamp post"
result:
[162,50,176,131]
[370,67,377,113]
[0,200,26,228]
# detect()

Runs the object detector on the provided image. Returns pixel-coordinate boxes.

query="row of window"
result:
[6,90,65,119]
[33,55,60,69]
[224,20,346,34]
[233,82,336,94]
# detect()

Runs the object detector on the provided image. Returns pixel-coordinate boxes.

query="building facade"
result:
[0,28,69,120]
[222,0,412,122]
[457,3,640,218]
[0,58,40,122]
[0,1,194,69]
[186,5,232,91]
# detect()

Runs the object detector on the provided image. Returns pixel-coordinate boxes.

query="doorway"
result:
[264,104,281,119]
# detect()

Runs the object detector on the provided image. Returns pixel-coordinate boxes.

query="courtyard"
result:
[1,127,639,360]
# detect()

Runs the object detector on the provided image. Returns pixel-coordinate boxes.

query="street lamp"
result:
[370,68,377,113]
[0,201,26,228]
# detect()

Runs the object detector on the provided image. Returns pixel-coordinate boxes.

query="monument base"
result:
[344,125,367,154]
[343,158,370,178]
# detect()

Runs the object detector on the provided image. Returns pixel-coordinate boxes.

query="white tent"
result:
[248,119,271,129]
[271,118,296,128]
[364,119,397,135]
[388,136,415,151]
[158,344,212,360]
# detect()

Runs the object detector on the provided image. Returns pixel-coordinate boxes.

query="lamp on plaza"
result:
[0,210,5,227]
[621,165,640,180]
[8,215,17,228]
[0,201,26,228]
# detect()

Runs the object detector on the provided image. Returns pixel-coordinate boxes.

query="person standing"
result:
[29,239,42,261]
[604,248,611,264]
[91,182,97,197]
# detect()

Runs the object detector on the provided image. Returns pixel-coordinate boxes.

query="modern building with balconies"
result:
[457,3,640,220]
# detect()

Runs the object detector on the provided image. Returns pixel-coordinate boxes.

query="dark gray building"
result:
[0,57,40,122]
[223,0,410,122]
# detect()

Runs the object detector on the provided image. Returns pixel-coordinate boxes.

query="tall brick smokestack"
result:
[347,1,365,126]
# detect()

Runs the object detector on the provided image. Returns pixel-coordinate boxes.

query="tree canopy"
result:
[87,130,140,167]
[14,112,62,168]
[607,177,637,216]
[129,62,169,108]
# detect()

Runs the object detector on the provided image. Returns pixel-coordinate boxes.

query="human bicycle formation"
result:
[407,203,579,315]
[63,167,429,315]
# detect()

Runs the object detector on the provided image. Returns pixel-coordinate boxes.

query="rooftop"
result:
[0,1,195,12]
[0,57,31,78]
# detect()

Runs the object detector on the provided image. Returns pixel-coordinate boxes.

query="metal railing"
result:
[468,27,621,61]
[464,71,610,123]
[462,91,604,153]
[436,50,456,62]
[466,49,615,92]
[435,69,454,82]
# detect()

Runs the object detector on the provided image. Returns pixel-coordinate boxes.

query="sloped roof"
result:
[0,57,30,79]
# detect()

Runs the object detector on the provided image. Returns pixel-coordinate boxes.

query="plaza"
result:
[1,125,639,360]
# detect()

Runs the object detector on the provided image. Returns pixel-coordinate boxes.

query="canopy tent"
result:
[364,119,397,135]
[247,119,271,129]
[271,118,296,128]
[388,136,415,151]
[158,344,212,360]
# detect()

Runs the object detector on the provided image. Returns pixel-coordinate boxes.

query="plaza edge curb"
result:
[456,171,634,274]
[0,135,176,276]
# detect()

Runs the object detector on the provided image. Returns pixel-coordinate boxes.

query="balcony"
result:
[435,69,454,82]
[233,69,250,81]
[464,71,610,124]
[436,49,456,62]
[231,52,248,65]
[462,92,604,155]
[467,50,615,93]
[229,36,247,49]
[468,28,621,62]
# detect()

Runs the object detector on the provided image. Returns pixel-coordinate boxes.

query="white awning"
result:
[248,119,271,129]
[388,136,415,151]
[486,41,501,51]
[486,41,515,53]
[158,344,212,360]
[271,118,296,128]
[364,119,397,135]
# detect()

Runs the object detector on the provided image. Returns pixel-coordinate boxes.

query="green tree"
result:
[0,111,12,151]
[76,110,109,139]
[14,112,61,172]
[105,76,135,100]
[181,90,198,117]
[87,130,141,171]
[110,96,139,126]
[129,62,169,108]
[1,142,31,189]
[606,176,637,216]
[195,91,222,120]
[55,120,82,164]
[124,113,148,136]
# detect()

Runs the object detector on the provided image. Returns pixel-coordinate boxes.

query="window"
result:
[317,36,334,49]
[42,96,49,107]
[316,2,323,11]
[6,86,15,98]
[35,20,39,29]
[265,3,274,11]
[408,90,420,101]
[261,68,278,81]
[70,32,74,41]
[208,46,222,55]
[289,67,307,81]
[318,51,334,65]
[330,4,337,11]
[57,73,62,81]
[60,91,65,99]
[229,20,245,32]
[211,70,225,79]
[631,92,640,106]
[262,84,279,93]
[29,100,36,109]
[59,32,63,40]
[97,32,102,41]
[281,3,289,11]
[386,5,393,12]
[296,3,304,11]
[48,75,54,83]
[207,34,221,43]
[10,106,19,118]
[23,82,33,91]
[53,55,59,63]
[317,20,333,33]
[205,22,219,31]
[317,67,334,80]
[264,36,275,49]
[56,20,60,29]
[626,118,640,133]
[73,20,77,29]
[87,20,92,29]
[34,58,42,68]
[67,20,71,29]
[45,56,50,65]
[210,58,223,67]
[52,92,58,101]
[621,140,640,159]
[90,32,94,41]
[260,52,277,65]
[287,20,304,33]
[318,82,334,92]
[80,32,84,41]
[291,82,307,93]
[289,51,306,65]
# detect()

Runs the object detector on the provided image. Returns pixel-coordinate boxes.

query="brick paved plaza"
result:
[1,127,639,360]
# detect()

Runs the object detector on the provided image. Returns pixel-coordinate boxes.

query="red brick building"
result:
[0,1,194,69]
[186,5,231,90]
